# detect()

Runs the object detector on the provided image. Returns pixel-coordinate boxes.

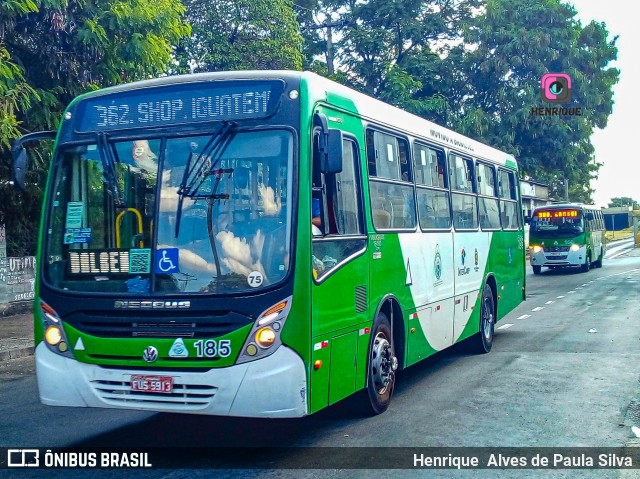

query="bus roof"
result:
[300,71,517,168]
[70,70,518,168]
[534,203,600,211]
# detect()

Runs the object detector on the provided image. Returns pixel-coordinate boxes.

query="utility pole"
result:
[304,19,348,76]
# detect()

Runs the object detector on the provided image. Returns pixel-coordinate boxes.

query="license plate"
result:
[130,375,173,394]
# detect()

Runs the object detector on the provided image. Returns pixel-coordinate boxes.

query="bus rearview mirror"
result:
[321,129,343,175]
[12,147,28,191]
[11,130,57,190]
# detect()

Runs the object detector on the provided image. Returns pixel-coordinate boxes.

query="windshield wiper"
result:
[174,122,236,238]
[97,133,124,207]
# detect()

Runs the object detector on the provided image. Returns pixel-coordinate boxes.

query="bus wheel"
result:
[359,312,398,415]
[581,255,591,272]
[594,250,603,268]
[532,265,541,275]
[470,285,495,354]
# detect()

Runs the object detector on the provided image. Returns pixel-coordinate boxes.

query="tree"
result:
[455,0,618,203]
[301,0,617,206]
[174,0,303,73]
[0,0,190,255]
[307,0,480,122]
[0,1,39,151]
[609,197,639,209]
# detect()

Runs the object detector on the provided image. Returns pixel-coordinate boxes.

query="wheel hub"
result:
[371,333,397,393]
[483,297,494,338]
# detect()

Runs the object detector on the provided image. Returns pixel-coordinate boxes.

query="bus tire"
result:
[532,265,541,275]
[594,249,604,268]
[358,312,397,416]
[581,254,591,272]
[470,284,495,354]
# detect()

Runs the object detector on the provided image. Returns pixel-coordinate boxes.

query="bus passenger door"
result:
[310,133,369,411]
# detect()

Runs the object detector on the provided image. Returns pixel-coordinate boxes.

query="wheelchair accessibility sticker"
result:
[155,248,179,274]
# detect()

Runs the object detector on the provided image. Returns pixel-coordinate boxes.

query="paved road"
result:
[605,238,636,259]
[1,256,639,478]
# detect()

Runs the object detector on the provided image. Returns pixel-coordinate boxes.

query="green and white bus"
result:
[529,204,605,274]
[13,71,525,417]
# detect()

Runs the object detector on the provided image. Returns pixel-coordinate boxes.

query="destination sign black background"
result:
[73,80,284,132]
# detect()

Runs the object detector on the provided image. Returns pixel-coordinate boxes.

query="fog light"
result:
[255,328,276,348]
[245,344,258,356]
[58,341,68,353]
[45,326,62,346]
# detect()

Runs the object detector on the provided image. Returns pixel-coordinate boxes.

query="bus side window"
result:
[498,169,519,230]
[414,143,451,230]
[367,129,415,230]
[477,162,501,230]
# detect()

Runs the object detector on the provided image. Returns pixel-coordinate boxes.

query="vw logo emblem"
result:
[143,346,158,363]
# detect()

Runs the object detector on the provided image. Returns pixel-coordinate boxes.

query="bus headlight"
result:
[532,245,543,253]
[236,296,292,364]
[45,326,62,345]
[39,300,74,358]
[570,244,581,252]
[255,328,276,348]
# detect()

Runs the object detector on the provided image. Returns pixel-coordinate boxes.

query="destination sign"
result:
[535,210,579,219]
[74,81,284,132]
[68,249,131,275]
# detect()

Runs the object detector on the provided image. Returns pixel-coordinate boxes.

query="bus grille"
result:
[90,379,217,409]
[546,255,568,260]
[64,311,252,339]
[546,246,570,253]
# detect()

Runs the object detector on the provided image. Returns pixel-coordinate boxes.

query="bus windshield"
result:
[44,129,293,294]
[531,209,584,238]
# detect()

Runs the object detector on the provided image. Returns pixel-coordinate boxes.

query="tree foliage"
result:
[302,0,618,204]
[457,0,619,202]
[302,0,480,120]
[0,0,620,254]
[175,0,303,73]
[0,0,190,255]
[609,197,639,209]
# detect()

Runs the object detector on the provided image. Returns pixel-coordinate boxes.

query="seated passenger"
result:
[312,197,323,236]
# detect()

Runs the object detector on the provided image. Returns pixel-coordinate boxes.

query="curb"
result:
[0,345,35,362]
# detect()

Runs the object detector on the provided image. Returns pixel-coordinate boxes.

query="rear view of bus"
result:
[529,204,605,274]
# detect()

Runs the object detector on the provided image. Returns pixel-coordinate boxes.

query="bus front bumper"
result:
[35,342,308,418]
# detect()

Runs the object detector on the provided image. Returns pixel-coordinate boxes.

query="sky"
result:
[568,0,640,207]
